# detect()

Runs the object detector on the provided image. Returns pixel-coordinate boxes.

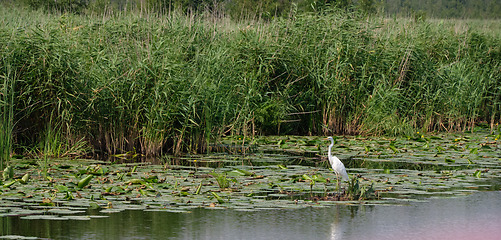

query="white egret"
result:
[326,137,349,191]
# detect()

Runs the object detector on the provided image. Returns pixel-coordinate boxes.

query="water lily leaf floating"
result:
[89,202,101,210]
[3,166,14,181]
[18,173,30,184]
[277,164,288,169]
[3,179,18,188]
[227,168,255,177]
[77,175,93,188]
[0,235,39,239]
[126,179,146,185]
[142,175,159,183]
[55,185,69,192]
[64,191,75,200]
[210,191,225,204]
[445,158,455,163]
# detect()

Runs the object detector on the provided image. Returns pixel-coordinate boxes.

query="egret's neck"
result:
[328,140,334,157]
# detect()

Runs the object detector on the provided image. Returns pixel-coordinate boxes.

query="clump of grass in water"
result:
[346,176,377,201]
[310,175,377,201]
[209,171,231,189]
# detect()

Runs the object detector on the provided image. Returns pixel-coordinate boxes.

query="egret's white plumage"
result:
[327,136,349,181]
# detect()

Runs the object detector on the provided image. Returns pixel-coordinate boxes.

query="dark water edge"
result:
[1,191,500,240]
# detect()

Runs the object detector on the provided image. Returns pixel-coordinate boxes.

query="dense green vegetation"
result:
[383,0,501,19]
[0,3,500,163]
[3,0,500,19]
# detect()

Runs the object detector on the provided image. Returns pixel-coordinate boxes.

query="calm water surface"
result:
[1,191,500,240]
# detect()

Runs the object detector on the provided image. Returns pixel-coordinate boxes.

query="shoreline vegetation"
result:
[0,2,500,164]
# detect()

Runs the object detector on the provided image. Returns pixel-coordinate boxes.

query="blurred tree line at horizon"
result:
[1,0,499,19]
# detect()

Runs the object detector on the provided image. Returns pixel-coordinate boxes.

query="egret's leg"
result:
[336,174,340,195]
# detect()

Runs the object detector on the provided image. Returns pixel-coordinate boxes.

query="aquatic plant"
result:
[0,129,498,215]
[346,175,377,201]
[209,171,232,189]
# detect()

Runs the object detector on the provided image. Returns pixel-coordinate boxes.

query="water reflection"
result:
[1,192,500,239]
[340,192,501,240]
[329,206,345,239]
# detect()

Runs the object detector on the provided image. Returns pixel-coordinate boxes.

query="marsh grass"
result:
[0,58,15,169]
[346,175,377,201]
[0,5,499,157]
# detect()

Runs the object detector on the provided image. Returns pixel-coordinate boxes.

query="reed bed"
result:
[0,6,499,160]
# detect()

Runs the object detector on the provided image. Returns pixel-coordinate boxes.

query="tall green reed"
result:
[0,5,499,157]
[0,62,15,169]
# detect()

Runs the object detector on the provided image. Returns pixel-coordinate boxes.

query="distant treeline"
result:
[383,0,501,19]
[3,0,500,19]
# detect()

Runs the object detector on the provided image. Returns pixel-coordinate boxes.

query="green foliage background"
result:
[3,0,500,18]
[0,1,500,161]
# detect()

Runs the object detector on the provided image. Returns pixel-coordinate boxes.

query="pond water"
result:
[1,133,500,239]
[1,191,499,240]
